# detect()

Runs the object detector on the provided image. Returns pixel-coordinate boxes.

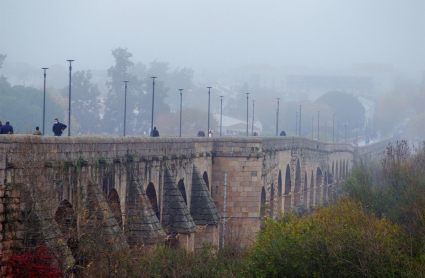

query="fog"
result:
[0,0,424,138]
[1,0,424,76]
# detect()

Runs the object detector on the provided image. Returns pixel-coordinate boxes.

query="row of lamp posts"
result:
[41,62,348,141]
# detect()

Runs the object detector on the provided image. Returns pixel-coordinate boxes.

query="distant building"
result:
[213,114,262,135]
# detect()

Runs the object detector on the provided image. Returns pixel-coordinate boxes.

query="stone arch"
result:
[335,161,339,182]
[260,186,266,217]
[324,171,328,185]
[277,170,283,213]
[270,182,275,218]
[107,188,123,227]
[294,159,301,192]
[54,200,77,252]
[316,167,323,205]
[294,159,302,208]
[303,171,308,209]
[284,165,292,212]
[346,159,349,175]
[178,179,187,205]
[309,170,315,206]
[146,182,159,219]
[316,167,323,187]
[278,170,282,197]
[323,171,328,202]
[284,165,291,194]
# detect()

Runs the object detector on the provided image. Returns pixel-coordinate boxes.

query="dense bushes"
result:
[248,199,413,277]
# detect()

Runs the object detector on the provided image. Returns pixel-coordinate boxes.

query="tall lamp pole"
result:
[246,93,250,136]
[299,105,302,136]
[295,111,298,135]
[41,68,48,135]
[150,77,157,136]
[252,100,255,136]
[179,89,183,137]
[317,111,320,141]
[333,114,335,142]
[207,87,212,136]
[123,81,129,136]
[66,60,74,136]
[220,96,224,136]
[276,98,280,136]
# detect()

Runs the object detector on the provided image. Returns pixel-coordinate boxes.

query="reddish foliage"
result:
[0,246,63,278]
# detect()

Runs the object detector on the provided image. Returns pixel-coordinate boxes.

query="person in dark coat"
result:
[197,130,205,137]
[52,118,67,136]
[0,121,13,134]
[280,130,286,136]
[151,127,160,137]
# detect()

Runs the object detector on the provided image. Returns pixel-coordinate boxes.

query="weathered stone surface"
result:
[161,167,196,234]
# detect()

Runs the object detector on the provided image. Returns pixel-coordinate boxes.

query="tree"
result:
[60,70,101,134]
[0,81,64,134]
[155,108,218,136]
[316,91,365,139]
[0,53,6,69]
[102,48,144,135]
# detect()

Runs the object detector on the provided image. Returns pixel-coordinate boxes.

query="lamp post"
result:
[311,116,314,140]
[252,100,255,136]
[246,93,250,136]
[295,111,298,135]
[276,98,280,136]
[41,68,48,136]
[333,114,335,142]
[123,81,129,136]
[207,87,211,136]
[150,77,157,136]
[299,105,302,136]
[220,96,224,136]
[179,89,183,137]
[66,60,74,136]
[317,111,320,141]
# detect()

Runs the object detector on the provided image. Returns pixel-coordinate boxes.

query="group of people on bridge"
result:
[0,118,68,136]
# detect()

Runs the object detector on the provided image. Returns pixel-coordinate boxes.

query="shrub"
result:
[0,246,63,278]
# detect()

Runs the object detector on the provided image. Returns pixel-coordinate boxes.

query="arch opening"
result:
[54,200,78,254]
[203,171,209,189]
[107,188,123,227]
[294,160,301,192]
[146,182,160,220]
[278,170,282,197]
[270,183,275,218]
[316,167,323,205]
[178,179,187,205]
[309,170,315,206]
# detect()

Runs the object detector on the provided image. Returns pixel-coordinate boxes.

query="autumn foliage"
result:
[0,246,63,278]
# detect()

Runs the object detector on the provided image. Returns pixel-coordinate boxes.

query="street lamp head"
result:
[179,89,183,91]
[66,60,74,63]
[252,99,255,102]
[41,68,49,70]
[123,80,129,83]
[220,95,224,98]
[246,93,250,95]
[207,86,212,89]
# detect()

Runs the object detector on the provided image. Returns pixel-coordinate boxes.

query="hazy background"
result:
[1,0,424,139]
[1,0,424,77]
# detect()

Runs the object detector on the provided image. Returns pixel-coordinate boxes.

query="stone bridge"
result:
[0,135,389,264]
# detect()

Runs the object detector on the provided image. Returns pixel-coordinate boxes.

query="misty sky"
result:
[1,0,424,80]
